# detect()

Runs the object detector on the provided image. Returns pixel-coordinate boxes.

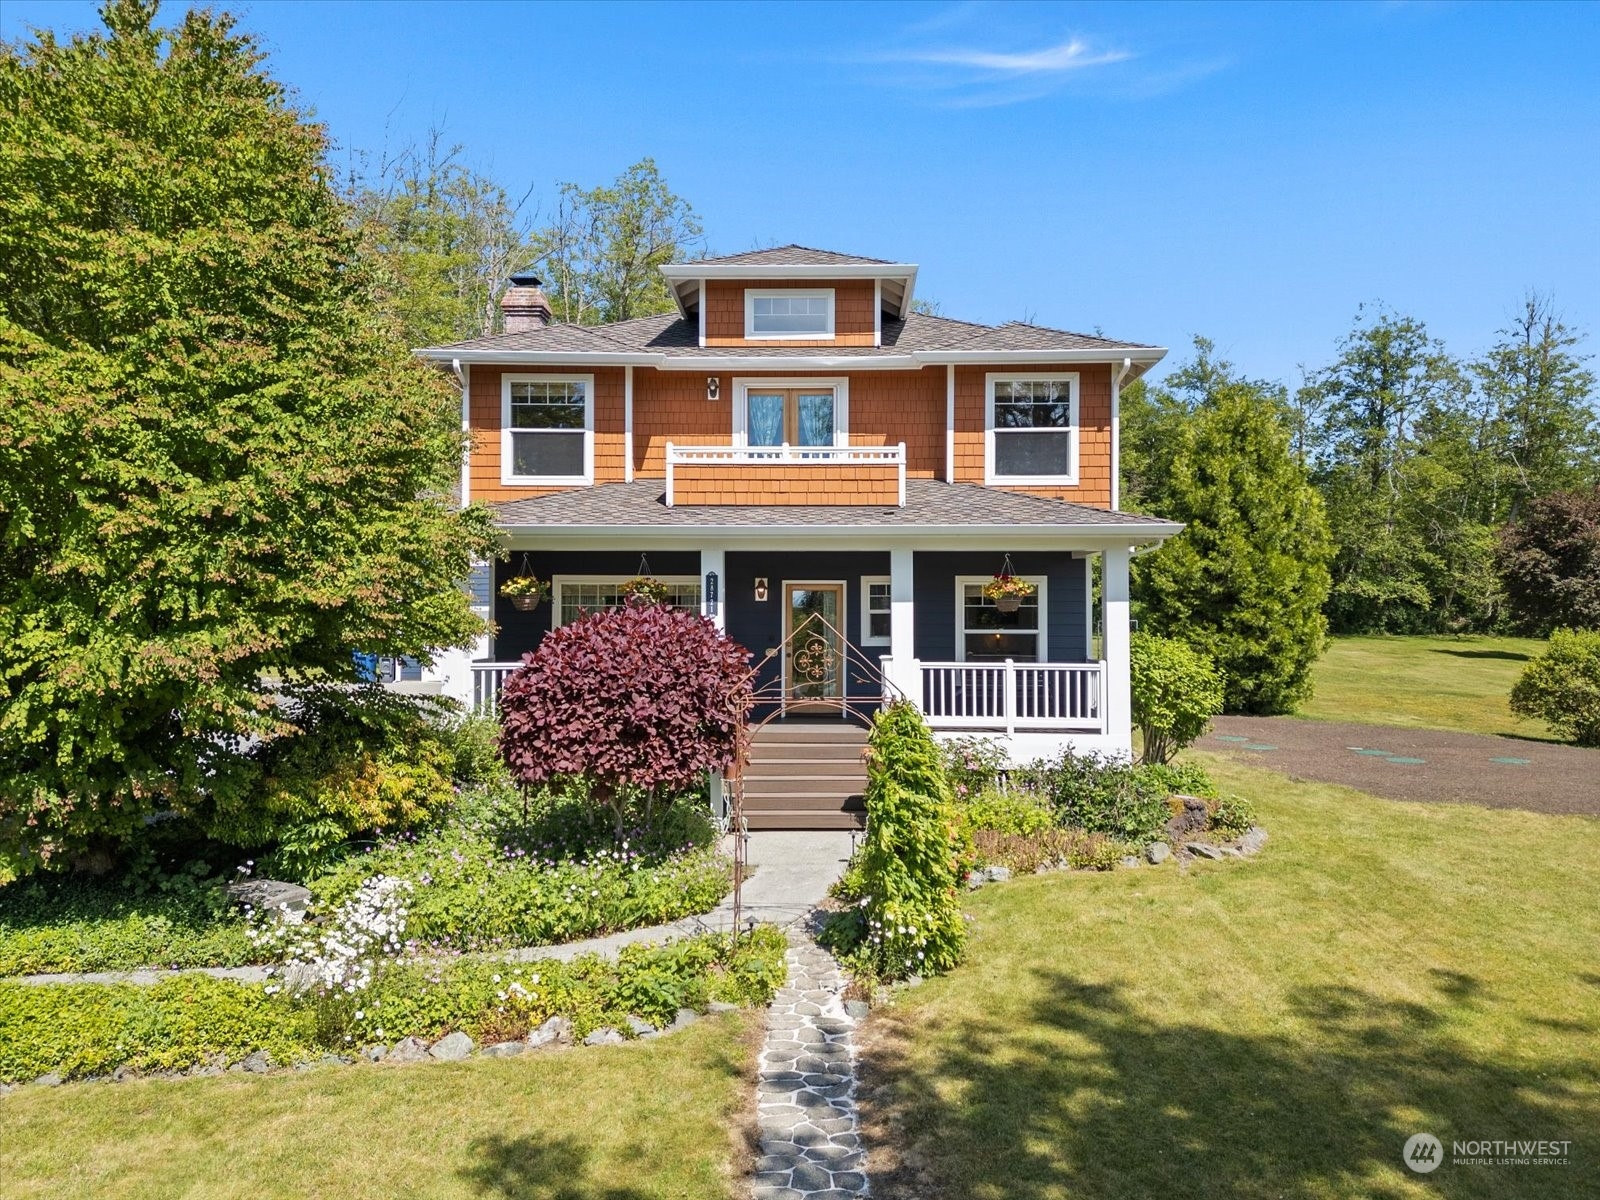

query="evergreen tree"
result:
[1133,377,1333,714]
[0,1,497,871]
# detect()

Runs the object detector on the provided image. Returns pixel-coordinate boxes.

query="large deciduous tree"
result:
[497,602,753,837]
[1132,348,1332,715]
[0,1,497,872]
[531,158,704,326]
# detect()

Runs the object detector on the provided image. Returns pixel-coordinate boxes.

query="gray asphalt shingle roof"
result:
[436,311,1154,355]
[490,479,1176,530]
[685,244,897,267]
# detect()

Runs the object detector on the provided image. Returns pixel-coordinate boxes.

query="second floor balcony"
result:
[664,442,907,507]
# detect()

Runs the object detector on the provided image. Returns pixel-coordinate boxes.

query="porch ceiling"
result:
[488,480,1181,546]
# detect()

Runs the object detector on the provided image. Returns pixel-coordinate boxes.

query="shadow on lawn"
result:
[459,1134,654,1199]
[861,969,1596,1200]
[1432,648,1532,662]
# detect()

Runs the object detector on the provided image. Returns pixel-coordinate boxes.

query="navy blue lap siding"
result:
[912,551,1088,663]
[491,550,701,661]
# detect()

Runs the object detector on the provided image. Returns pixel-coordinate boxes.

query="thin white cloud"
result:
[898,38,1132,77]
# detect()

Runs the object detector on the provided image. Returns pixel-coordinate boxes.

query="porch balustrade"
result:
[664,442,906,507]
[885,658,1106,734]
[470,662,522,713]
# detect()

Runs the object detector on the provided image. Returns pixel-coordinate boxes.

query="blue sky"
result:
[5,1,1598,386]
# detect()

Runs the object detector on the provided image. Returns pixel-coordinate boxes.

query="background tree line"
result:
[1124,304,1599,648]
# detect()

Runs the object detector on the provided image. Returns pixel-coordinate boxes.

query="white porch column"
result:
[889,547,917,706]
[1101,546,1134,759]
[700,547,726,632]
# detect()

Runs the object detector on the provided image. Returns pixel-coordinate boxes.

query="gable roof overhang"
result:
[659,261,919,320]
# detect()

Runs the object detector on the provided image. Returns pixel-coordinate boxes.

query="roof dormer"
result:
[660,245,918,348]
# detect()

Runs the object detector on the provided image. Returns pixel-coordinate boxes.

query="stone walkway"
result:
[753,933,870,1199]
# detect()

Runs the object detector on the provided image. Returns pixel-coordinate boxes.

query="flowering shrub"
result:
[249,873,413,998]
[820,702,965,981]
[499,600,753,836]
[981,574,1037,602]
[938,736,1008,801]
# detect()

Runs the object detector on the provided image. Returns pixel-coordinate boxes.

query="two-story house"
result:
[415,245,1178,827]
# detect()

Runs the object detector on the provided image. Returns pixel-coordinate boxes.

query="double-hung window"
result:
[957,577,1047,662]
[502,374,593,485]
[861,577,891,646]
[745,289,834,339]
[985,373,1079,484]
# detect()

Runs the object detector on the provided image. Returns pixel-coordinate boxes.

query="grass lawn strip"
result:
[0,1011,761,1200]
[1302,634,1552,739]
[856,754,1600,1200]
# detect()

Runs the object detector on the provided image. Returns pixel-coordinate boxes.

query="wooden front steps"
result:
[740,720,868,831]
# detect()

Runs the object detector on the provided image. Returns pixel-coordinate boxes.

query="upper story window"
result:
[746,289,835,339]
[985,372,1080,485]
[502,374,593,486]
[733,377,848,448]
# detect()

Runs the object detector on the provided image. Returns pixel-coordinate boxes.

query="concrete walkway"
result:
[10,830,858,986]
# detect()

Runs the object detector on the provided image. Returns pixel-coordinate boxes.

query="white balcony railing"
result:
[664,442,906,507]
[471,662,522,713]
[909,659,1105,734]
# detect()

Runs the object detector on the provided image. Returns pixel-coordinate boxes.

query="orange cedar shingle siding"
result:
[671,463,900,506]
[951,363,1112,508]
[467,364,627,504]
[702,279,878,347]
[468,362,1113,511]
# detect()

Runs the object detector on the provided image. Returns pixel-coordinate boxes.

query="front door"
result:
[783,582,846,713]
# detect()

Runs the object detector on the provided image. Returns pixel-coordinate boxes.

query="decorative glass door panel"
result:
[783,583,845,711]
[744,389,837,449]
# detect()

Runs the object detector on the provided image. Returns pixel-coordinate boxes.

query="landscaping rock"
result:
[112,1065,135,1083]
[668,1007,700,1032]
[707,1000,738,1013]
[1238,826,1269,855]
[527,1015,572,1047]
[981,864,1012,883]
[429,1032,474,1061]
[363,1044,387,1062]
[32,1073,63,1088]
[1146,841,1172,865]
[482,1041,526,1058]
[1165,796,1211,838]
[583,1027,625,1047]
[386,1036,431,1064]
[625,1015,657,1038]
[226,879,311,922]
[965,870,986,890]
[240,1051,272,1074]
[1119,855,1141,868]
[843,999,870,1020]
[317,1055,352,1068]
[1187,842,1226,860]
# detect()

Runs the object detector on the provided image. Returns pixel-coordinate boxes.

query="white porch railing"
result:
[908,659,1105,734]
[471,662,521,713]
[665,442,906,507]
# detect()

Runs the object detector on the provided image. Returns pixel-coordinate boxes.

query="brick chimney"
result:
[500,273,553,333]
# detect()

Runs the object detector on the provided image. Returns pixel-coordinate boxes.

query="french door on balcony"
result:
[783,582,846,713]
[747,388,837,449]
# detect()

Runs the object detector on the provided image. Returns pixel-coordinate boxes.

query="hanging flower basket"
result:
[619,576,672,606]
[498,575,550,612]
[982,573,1036,614]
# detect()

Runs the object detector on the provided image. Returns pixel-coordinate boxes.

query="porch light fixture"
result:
[707,376,720,401]
[754,577,769,602]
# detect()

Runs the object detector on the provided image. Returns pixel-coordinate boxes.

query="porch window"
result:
[861,577,891,646]
[746,289,834,338]
[985,373,1079,484]
[957,577,1047,662]
[502,374,592,485]
[552,577,701,627]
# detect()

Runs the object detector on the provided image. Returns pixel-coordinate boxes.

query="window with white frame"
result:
[861,577,891,645]
[733,377,848,448]
[957,577,1046,662]
[553,577,701,627]
[986,373,1079,483]
[746,289,834,338]
[502,375,592,484]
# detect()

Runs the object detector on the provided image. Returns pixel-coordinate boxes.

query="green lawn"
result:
[1301,634,1552,739]
[858,754,1599,1199]
[0,1013,759,1199]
